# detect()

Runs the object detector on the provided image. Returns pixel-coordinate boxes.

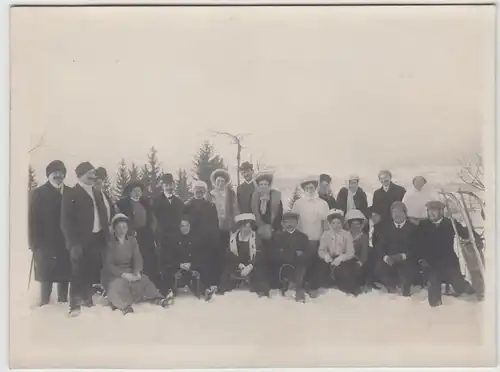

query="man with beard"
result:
[372,170,406,225]
[416,201,475,307]
[153,173,184,294]
[236,162,256,214]
[318,174,337,209]
[61,162,109,317]
[28,160,71,306]
[184,180,220,301]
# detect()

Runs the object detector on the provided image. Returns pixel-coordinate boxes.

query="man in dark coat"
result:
[416,201,475,307]
[374,201,419,296]
[153,173,185,291]
[237,161,256,214]
[271,212,312,302]
[94,166,116,223]
[183,180,220,297]
[318,174,337,209]
[372,170,406,225]
[336,174,369,233]
[61,162,109,317]
[28,160,71,306]
[116,181,160,289]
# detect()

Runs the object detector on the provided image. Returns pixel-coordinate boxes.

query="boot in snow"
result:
[204,287,216,302]
[295,290,306,303]
[122,305,134,315]
[68,307,81,318]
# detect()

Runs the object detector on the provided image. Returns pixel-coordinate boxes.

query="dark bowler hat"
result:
[239,162,254,172]
[282,211,300,221]
[46,160,66,177]
[75,162,95,178]
[426,200,445,210]
[124,181,145,196]
[161,173,175,184]
[95,167,108,180]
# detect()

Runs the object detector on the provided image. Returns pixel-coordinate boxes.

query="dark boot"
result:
[68,306,81,318]
[121,305,134,315]
[40,282,53,306]
[57,282,69,303]
[295,289,306,303]
[204,287,216,302]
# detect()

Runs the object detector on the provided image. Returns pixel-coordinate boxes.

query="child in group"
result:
[315,209,362,296]
[345,209,374,290]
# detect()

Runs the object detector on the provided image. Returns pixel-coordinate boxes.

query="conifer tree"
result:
[175,168,192,201]
[129,162,140,182]
[28,165,38,192]
[147,147,163,197]
[113,159,130,199]
[192,141,227,189]
[288,185,302,210]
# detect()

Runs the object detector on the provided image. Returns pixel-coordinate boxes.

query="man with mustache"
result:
[61,162,110,317]
[28,160,71,306]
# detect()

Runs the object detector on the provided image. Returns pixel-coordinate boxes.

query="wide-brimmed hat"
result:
[191,180,208,192]
[239,162,254,172]
[111,213,129,227]
[426,200,445,210]
[210,169,231,186]
[282,211,300,221]
[124,181,145,196]
[327,208,345,219]
[345,209,366,222]
[235,213,256,224]
[255,172,274,185]
[300,176,319,190]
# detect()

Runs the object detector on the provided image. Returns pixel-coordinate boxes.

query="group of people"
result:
[28,159,483,317]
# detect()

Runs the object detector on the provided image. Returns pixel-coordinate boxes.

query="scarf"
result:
[229,230,257,260]
[259,193,270,215]
[347,189,357,211]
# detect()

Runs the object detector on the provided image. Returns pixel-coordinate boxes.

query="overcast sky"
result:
[11,6,494,185]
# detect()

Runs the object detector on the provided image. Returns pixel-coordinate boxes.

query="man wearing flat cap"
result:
[318,174,337,210]
[28,160,71,306]
[61,161,110,316]
[153,173,185,293]
[375,201,419,297]
[237,162,256,214]
[415,200,476,306]
[372,170,406,225]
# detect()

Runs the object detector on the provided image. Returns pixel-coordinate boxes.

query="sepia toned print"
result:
[10,4,496,369]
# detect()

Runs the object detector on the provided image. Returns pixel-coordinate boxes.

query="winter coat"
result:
[207,186,238,232]
[415,218,468,271]
[28,182,71,283]
[225,231,265,272]
[171,232,202,270]
[184,197,220,236]
[60,183,110,250]
[377,220,418,260]
[153,194,185,235]
[319,193,337,210]
[117,196,155,235]
[372,182,407,223]
[251,189,283,238]
[272,230,311,265]
[237,181,257,214]
[336,187,369,218]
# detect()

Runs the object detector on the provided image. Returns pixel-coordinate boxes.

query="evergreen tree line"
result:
[28,141,229,203]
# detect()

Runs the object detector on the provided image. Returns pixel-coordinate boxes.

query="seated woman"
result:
[170,218,206,300]
[315,209,362,296]
[219,213,270,297]
[345,209,374,289]
[102,214,171,315]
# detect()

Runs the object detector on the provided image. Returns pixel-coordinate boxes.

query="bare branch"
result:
[457,153,485,191]
[28,132,47,154]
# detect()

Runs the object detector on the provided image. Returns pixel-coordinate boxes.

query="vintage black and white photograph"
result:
[9,3,496,369]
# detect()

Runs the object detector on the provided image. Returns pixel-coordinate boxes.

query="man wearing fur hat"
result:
[61,162,110,316]
[28,160,71,306]
[416,201,476,306]
[184,180,220,299]
[152,173,185,292]
[318,174,337,209]
[237,162,256,214]
[374,201,419,296]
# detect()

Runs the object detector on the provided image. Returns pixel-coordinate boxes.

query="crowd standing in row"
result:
[28,160,482,317]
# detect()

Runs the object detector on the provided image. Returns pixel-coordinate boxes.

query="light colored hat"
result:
[111,213,129,226]
[348,174,360,181]
[191,180,208,192]
[210,169,231,186]
[300,176,319,190]
[327,208,345,218]
[235,213,256,223]
[345,209,366,221]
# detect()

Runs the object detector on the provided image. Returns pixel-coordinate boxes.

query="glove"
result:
[69,245,83,262]
[357,260,363,267]
[296,251,304,257]
[132,272,142,281]
[383,255,394,266]
[180,263,191,270]
[192,270,201,279]
[238,263,246,270]
[332,256,343,267]
[241,264,253,277]
[174,271,184,280]
[323,255,333,264]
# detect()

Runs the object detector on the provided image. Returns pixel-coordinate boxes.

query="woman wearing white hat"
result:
[101,214,171,315]
[314,209,362,296]
[219,213,269,297]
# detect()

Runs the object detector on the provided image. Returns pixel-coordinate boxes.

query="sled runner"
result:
[173,268,202,299]
[440,190,485,299]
